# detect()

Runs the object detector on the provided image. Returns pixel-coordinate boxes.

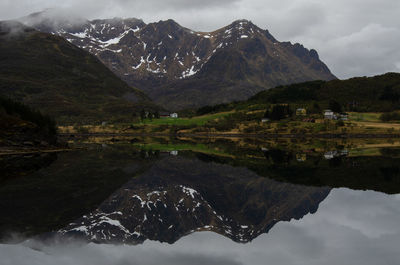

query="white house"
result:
[324,110,336,120]
[170,113,178,118]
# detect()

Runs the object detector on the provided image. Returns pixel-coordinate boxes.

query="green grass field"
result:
[136,112,233,126]
[349,112,382,122]
[349,148,382,157]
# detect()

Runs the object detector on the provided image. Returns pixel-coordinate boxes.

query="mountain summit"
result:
[21,11,336,110]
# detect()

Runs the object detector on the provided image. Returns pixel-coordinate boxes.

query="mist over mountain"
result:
[20,9,336,110]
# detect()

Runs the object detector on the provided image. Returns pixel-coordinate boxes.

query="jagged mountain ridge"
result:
[21,10,336,110]
[59,155,330,244]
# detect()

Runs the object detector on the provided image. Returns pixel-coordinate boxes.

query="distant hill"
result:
[0,20,159,124]
[21,10,336,110]
[197,72,400,114]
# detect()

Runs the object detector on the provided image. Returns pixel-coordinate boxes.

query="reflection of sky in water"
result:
[2,188,400,265]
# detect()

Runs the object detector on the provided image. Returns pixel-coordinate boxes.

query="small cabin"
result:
[324,110,336,120]
[296,108,307,116]
[170,113,178,118]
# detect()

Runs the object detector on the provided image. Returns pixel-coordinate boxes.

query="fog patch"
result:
[0,238,243,265]
[19,8,88,32]
[0,20,33,37]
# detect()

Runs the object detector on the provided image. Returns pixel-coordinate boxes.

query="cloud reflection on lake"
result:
[1,188,400,265]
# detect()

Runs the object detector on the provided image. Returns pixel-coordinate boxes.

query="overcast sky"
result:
[1,0,399,79]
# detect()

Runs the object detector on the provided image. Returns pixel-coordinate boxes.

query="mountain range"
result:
[20,9,336,110]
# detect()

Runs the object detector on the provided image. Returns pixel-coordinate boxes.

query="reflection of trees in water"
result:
[328,156,342,168]
[140,150,160,159]
[380,166,400,181]
[0,147,155,241]
[381,148,400,157]
[0,153,58,182]
[263,149,294,165]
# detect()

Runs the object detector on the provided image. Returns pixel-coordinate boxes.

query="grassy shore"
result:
[57,111,400,137]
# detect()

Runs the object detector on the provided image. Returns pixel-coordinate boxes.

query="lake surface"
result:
[1,138,400,264]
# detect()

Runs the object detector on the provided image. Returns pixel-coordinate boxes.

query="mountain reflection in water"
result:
[1,139,400,264]
[1,189,400,265]
[58,154,329,244]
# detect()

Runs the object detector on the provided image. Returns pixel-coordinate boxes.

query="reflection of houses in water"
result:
[296,108,307,116]
[324,150,349,160]
[296,153,307,162]
[160,150,179,156]
[160,112,178,118]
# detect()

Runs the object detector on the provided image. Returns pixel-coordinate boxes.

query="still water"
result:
[1,138,400,264]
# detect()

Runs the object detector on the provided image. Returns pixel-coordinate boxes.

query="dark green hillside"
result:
[0,21,158,124]
[249,73,400,112]
[197,72,400,114]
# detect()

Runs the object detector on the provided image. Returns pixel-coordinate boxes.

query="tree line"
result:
[0,96,57,136]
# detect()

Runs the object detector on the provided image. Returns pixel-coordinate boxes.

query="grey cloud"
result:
[319,24,400,78]
[0,242,244,265]
[114,0,240,11]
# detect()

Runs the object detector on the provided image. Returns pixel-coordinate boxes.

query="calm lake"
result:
[1,137,400,265]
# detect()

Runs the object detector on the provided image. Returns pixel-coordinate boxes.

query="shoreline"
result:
[58,132,400,139]
[0,148,75,156]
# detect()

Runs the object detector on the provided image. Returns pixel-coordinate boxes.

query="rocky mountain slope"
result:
[0,20,158,124]
[21,10,336,110]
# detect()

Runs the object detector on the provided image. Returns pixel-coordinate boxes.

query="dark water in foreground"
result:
[1,139,400,264]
